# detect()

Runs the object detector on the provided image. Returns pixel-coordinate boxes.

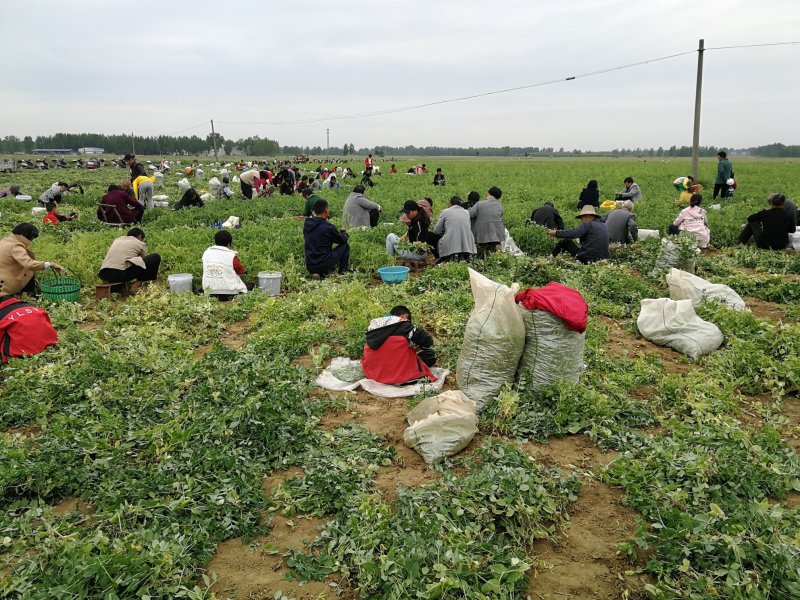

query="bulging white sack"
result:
[404,391,478,465]
[666,268,746,311]
[456,269,524,412]
[637,298,723,359]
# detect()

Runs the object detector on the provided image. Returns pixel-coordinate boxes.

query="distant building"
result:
[78,147,105,154]
[33,148,77,155]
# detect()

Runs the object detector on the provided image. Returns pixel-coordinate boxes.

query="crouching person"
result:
[202,230,248,301]
[98,227,161,285]
[361,305,437,385]
[304,199,350,278]
[0,295,58,363]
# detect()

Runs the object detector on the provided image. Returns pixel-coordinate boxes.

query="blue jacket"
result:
[303,217,349,269]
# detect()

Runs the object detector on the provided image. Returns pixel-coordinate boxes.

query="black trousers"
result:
[552,239,594,264]
[368,209,380,228]
[308,244,350,277]
[240,181,253,199]
[99,253,161,283]
[738,222,782,249]
[713,183,732,199]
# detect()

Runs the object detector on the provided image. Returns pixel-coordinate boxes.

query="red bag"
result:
[515,282,588,333]
[0,298,58,363]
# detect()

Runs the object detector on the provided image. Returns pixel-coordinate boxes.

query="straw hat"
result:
[576,205,600,219]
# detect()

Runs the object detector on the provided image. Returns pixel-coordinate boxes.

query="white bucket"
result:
[258,271,281,296]
[168,273,193,293]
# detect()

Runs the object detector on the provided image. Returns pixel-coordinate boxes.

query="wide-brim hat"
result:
[576,205,600,218]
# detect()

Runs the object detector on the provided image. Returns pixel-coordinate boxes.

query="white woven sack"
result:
[456,269,524,412]
[666,268,746,311]
[404,391,478,464]
[637,298,723,359]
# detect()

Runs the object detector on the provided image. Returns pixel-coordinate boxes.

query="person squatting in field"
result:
[98,227,161,285]
[304,199,350,278]
[386,200,435,261]
[0,223,65,297]
[549,205,610,264]
[202,230,249,301]
[669,194,710,249]
[469,186,505,256]
[361,305,437,385]
[432,196,477,263]
[738,193,796,250]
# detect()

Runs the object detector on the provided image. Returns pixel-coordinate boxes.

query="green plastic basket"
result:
[40,270,81,302]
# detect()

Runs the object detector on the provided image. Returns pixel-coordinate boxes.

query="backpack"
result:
[0,298,58,364]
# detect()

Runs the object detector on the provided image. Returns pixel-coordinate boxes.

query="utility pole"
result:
[326,128,330,158]
[131,132,136,155]
[691,39,705,181]
[211,119,218,160]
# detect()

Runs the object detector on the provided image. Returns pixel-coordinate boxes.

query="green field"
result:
[0,158,799,599]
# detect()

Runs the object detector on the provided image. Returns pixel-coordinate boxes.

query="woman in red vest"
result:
[361,306,437,385]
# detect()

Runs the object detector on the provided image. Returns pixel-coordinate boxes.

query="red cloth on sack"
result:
[361,336,436,385]
[514,282,588,333]
[0,298,58,363]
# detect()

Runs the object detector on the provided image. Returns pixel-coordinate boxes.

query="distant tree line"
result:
[1,133,799,158]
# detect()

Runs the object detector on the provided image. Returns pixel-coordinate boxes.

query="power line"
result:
[217,49,697,127]
[163,121,210,136]
[208,41,800,129]
[706,41,800,51]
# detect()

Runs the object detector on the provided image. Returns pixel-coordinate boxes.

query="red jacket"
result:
[0,298,58,363]
[515,282,588,333]
[361,336,436,385]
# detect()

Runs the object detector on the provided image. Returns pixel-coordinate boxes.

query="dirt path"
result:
[524,435,647,599]
[744,297,791,322]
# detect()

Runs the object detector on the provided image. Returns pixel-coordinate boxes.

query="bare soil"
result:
[524,435,648,599]
[51,497,93,517]
[744,297,790,322]
[596,315,693,375]
[207,467,335,600]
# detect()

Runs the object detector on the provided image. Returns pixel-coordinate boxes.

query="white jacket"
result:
[202,245,247,295]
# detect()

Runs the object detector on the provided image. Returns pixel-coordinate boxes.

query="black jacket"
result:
[407,213,431,243]
[747,207,796,250]
[365,318,433,351]
[530,203,564,229]
[576,188,599,210]
[130,161,147,181]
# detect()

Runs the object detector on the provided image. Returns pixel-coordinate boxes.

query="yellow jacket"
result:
[132,175,156,200]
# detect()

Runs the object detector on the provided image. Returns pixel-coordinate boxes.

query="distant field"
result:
[1,157,799,599]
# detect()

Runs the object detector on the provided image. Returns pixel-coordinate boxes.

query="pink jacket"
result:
[673,206,710,248]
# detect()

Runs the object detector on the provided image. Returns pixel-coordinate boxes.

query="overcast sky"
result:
[2,0,799,150]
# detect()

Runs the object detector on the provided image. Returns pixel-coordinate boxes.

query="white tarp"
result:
[666,268,746,311]
[637,298,724,359]
[316,357,449,398]
[404,391,478,465]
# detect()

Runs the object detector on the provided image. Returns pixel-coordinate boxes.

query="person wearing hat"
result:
[548,205,609,264]
[386,200,430,261]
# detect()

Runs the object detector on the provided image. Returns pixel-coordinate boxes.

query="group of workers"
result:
[302,185,510,278]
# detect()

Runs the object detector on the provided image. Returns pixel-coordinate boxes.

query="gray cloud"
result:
[2,0,799,149]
